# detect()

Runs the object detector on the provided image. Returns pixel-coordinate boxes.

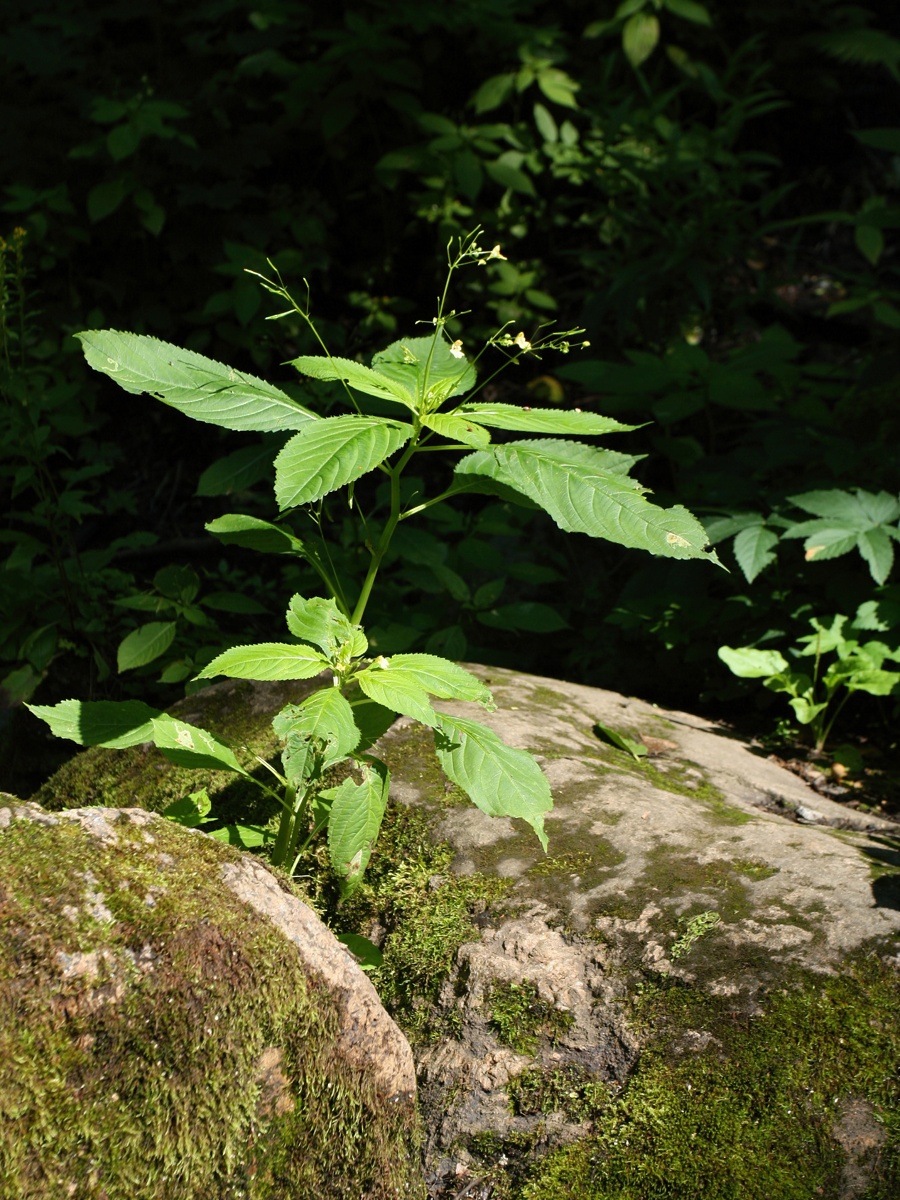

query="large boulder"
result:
[27,665,900,1199]
[0,799,420,1200]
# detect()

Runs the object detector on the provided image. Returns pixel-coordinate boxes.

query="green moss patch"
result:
[0,812,422,1199]
[488,981,575,1056]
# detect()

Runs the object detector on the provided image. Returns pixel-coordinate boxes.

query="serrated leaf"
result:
[371,336,477,406]
[197,643,329,681]
[623,12,660,67]
[290,355,414,407]
[421,412,491,449]
[433,714,551,851]
[274,416,412,508]
[788,488,900,527]
[286,594,366,659]
[593,721,648,760]
[384,654,495,708]
[117,621,177,672]
[702,512,764,544]
[76,331,316,432]
[26,699,161,748]
[272,688,360,765]
[205,513,303,555]
[327,758,390,892]
[803,530,861,562]
[718,646,789,678]
[349,696,398,751]
[149,715,248,774]
[356,662,438,726]
[196,443,277,496]
[733,525,779,584]
[455,439,717,562]
[456,403,637,436]
[858,527,895,585]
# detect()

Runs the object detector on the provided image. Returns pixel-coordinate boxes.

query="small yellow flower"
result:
[449,339,465,359]
[487,244,506,261]
[514,331,532,352]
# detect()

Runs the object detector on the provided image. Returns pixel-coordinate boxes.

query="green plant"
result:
[27,230,718,891]
[719,610,900,751]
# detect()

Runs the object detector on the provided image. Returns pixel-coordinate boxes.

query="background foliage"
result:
[2,0,899,792]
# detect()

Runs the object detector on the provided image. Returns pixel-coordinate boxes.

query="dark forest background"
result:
[3,0,899,793]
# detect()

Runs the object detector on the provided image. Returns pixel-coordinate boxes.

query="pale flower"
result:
[487,244,506,261]
[449,339,465,359]
[514,331,532,351]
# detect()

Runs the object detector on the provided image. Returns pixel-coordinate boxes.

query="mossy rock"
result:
[0,799,422,1200]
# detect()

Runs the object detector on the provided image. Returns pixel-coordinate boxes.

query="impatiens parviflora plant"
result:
[28,230,720,895]
[719,612,900,752]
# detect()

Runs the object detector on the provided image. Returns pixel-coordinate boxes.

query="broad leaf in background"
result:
[205,514,305,555]
[76,331,316,431]
[781,488,900,584]
[117,621,177,671]
[433,713,551,850]
[25,698,162,748]
[274,416,412,508]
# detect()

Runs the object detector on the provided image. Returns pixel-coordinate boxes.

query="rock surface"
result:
[25,666,900,1199]
[0,799,420,1199]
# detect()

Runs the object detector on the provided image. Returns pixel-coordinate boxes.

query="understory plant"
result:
[719,611,900,752]
[28,231,718,894]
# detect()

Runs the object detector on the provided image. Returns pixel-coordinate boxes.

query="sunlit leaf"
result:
[197,643,329,681]
[274,416,412,508]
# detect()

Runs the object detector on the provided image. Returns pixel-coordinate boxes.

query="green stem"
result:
[272,783,299,866]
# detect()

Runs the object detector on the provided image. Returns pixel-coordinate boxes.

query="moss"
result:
[519,950,900,1200]
[0,811,423,1200]
[488,981,575,1056]
[508,1065,615,1123]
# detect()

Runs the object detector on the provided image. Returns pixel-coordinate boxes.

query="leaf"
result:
[533,102,558,143]
[789,697,828,726]
[26,699,161,748]
[732,525,779,584]
[622,12,660,68]
[286,595,366,659]
[208,823,270,848]
[854,128,900,154]
[76,331,317,432]
[195,443,278,496]
[477,602,569,633]
[788,488,900,527]
[327,758,390,892]
[205,513,303,555]
[196,643,329,681]
[202,592,267,614]
[455,439,717,562]
[350,696,398,751]
[593,721,648,761]
[87,179,127,222]
[371,336,477,407]
[856,224,884,265]
[272,688,360,764]
[336,933,383,969]
[664,0,712,25]
[433,714,551,851]
[472,73,515,114]
[718,646,789,678]
[356,662,438,726]
[274,416,412,508]
[117,622,177,672]
[844,668,900,696]
[384,654,495,708]
[858,527,895,585]
[149,715,248,774]
[163,789,212,827]
[484,159,537,196]
[456,403,637,436]
[536,67,580,109]
[421,412,491,449]
[290,355,414,408]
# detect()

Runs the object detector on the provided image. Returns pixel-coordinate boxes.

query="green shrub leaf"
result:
[274,417,412,508]
[733,525,779,583]
[456,403,637,436]
[117,621,177,672]
[718,646,790,678]
[205,514,304,555]
[150,715,248,774]
[26,699,161,748]
[371,336,476,405]
[290,355,414,407]
[326,758,390,892]
[384,654,496,708]
[272,688,360,764]
[76,331,317,432]
[433,714,551,850]
[197,643,329,681]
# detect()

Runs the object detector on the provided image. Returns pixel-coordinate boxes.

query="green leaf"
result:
[456,403,637,436]
[87,179,127,222]
[433,714,551,851]
[106,123,141,160]
[484,159,537,196]
[384,654,495,708]
[202,592,267,614]
[195,443,277,496]
[593,721,648,760]
[163,789,212,828]
[205,514,303,555]
[788,489,900,526]
[533,102,558,143]
[472,73,515,114]
[536,67,580,109]
[286,595,367,659]
[854,128,900,153]
[477,602,569,633]
[856,224,884,265]
[858,527,895,585]
[664,0,712,25]
[290,355,414,408]
[196,643,329,681]
[76,331,316,432]
[356,662,438,726]
[623,12,660,67]
[718,646,789,678]
[272,688,360,764]
[117,621,177,672]
[421,412,491,449]
[455,440,717,562]
[371,336,477,407]
[733,525,779,584]
[336,933,383,969]
[349,696,398,751]
[149,715,248,774]
[274,417,412,508]
[844,668,900,696]
[789,697,828,725]
[327,758,390,892]
[154,564,199,602]
[208,823,270,848]
[26,699,161,748]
